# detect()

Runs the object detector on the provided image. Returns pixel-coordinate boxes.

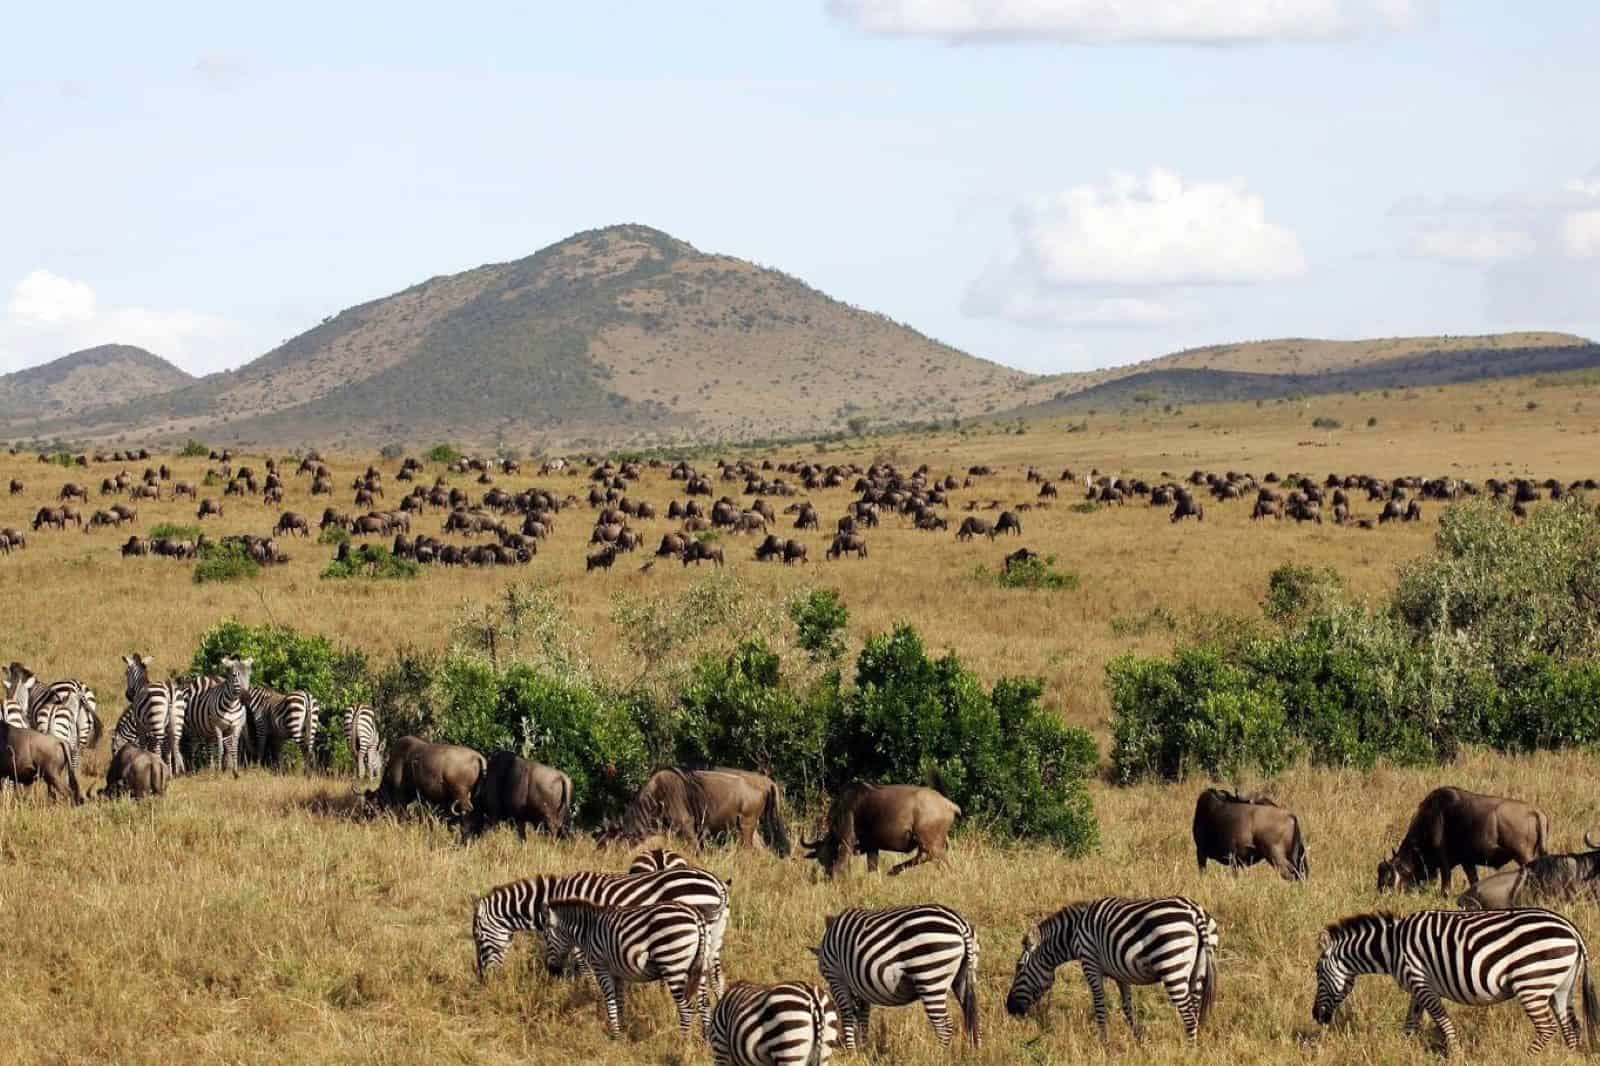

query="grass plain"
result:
[4,368,1600,1064]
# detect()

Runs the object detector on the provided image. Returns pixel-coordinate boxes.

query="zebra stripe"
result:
[244,688,319,771]
[710,981,839,1066]
[627,847,689,875]
[342,703,383,778]
[472,865,729,990]
[1006,896,1217,1042]
[178,656,253,774]
[544,899,712,1036]
[24,676,100,764]
[814,904,981,1050]
[1314,908,1599,1053]
[123,654,184,775]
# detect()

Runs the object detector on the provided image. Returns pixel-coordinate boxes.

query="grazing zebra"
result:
[710,981,839,1066]
[341,703,384,778]
[472,865,730,991]
[542,898,713,1036]
[1313,908,1599,1053]
[244,687,319,771]
[1005,896,1217,1043]
[122,653,185,775]
[178,657,253,774]
[628,847,689,875]
[813,904,981,1050]
[2,664,35,727]
[24,674,101,765]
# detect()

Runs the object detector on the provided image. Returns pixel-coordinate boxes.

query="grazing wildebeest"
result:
[995,510,1022,536]
[956,516,994,541]
[197,498,223,520]
[1192,788,1308,881]
[682,540,724,567]
[825,532,867,559]
[1378,786,1549,895]
[585,545,617,572]
[0,721,83,803]
[275,512,310,537]
[1457,832,1600,910]
[364,736,486,819]
[99,744,170,800]
[465,751,572,841]
[800,781,959,877]
[1171,491,1204,522]
[613,767,791,855]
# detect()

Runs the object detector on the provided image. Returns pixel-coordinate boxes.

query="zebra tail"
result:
[686,909,711,1021]
[1583,954,1599,1052]
[1195,923,1218,1031]
[761,784,791,858]
[956,927,981,1047]
[806,993,827,1066]
[62,739,83,804]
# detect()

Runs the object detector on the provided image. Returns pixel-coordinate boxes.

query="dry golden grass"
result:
[3,368,1600,1064]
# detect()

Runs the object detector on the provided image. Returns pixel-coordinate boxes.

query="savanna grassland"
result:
[5,368,1600,1065]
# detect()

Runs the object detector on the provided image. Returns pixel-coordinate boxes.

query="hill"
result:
[0,344,193,422]
[10,226,1053,449]
[1004,333,1600,419]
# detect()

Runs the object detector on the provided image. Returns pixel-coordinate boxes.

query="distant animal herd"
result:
[6,639,1600,1058]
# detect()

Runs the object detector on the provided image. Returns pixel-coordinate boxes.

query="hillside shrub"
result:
[788,588,848,663]
[321,545,419,580]
[193,542,259,584]
[983,555,1079,590]
[179,439,210,457]
[149,522,201,541]
[378,443,405,461]
[424,443,461,464]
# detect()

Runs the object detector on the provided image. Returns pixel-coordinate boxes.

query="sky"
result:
[1,1,1596,378]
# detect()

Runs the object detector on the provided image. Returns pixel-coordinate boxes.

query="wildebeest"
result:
[1378,786,1549,894]
[275,512,310,537]
[825,532,867,560]
[956,516,994,541]
[1192,788,1308,881]
[465,751,572,841]
[364,736,486,819]
[1457,831,1600,910]
[800,781,959,877]
[612,767,791,855]
[99,744,170,800]
[682,540,724,567]
[0,720,83,803]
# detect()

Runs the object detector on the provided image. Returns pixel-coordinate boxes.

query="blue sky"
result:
[2,1,1596,376]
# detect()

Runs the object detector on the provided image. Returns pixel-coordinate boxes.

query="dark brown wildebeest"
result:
[465,751,572,841]
[682,540,724,567]
[197,498,223,520]
[1171,490,1204,522]
[754,533,785,562]
[1378,786,1549,894]
[1004,547,1039,572]
[586,545,617,572]
[656,532,687,558]
[1379,499,1403,524]
[32,506,68,531]
[1404,499,1422,522]
[782,539,808,565]
[121,535,148,557]
[6,479,21,495]
[365,736,486,819]
[956,516,994,541]
[0,721,83,803]
[613,767,791,855]
[172,480,197,499]
[995,510,1022,536]
[800,781,960,877]
[1192,788,1308,881]
[275,512,310,537]
[99,744,170,800]
[795,503,819,529]
[1457,832,1600,910]
[826,532,867,560]
[58,482,88,502]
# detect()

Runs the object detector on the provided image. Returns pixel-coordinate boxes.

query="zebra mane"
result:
[1323,912,1396,942]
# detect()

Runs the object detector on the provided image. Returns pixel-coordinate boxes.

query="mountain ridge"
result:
[0,344,194,420]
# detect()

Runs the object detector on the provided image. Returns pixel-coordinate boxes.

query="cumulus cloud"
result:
[827,0,1434,43]
[1562,211,1600,260]
[964,169,1304,327]
[1,270,236,374]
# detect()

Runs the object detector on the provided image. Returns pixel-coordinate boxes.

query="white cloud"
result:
[2,270,236,374]
[1563,177,1600,201]
[1406,226,1535,264]
[828,0,1434,43]
[1561,211,1600,260]
[965,169,1303,328]
[7,269,97,324]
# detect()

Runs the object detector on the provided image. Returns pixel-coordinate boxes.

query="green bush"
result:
[149,522,201,541]
[47,450,76,467]
[193,542,259,584]
[191,620,368,708]
[321,545,419,580]
[179,439,210,457]
[1311,416,1342,430]
[318,525,350,546]
[424,443,461,464]
[829,624,1098,853]
[987,554,1079,590]
[1069,501,1099,514]
[788,588,848,663]
[1263,563,1343,623]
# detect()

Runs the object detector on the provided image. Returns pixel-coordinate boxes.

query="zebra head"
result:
[221,656,254,695]
[1312,914,1392,1025]
[540,899,592,977]
[1006,911,1073,1017]
[3,663,35,725]
[122,653,152,702]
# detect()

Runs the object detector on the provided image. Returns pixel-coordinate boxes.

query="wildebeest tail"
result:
[1536,808,1550,858]
[1195,911,1218,1029]
[956,924,981,1046]
[1290,816,1309,880]
[557,773,573,838]
[761,783,791,858]
[1583,950,1600,1051]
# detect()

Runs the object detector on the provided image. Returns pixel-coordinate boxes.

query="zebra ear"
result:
[807,946,820,957]
[1318,931,1332,950]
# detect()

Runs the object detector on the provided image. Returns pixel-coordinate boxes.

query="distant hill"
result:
[11,225,1052,449]
[0,344,193,422]
[1003,334,1600,419]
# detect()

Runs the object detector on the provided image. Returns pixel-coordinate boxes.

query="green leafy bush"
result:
[321,545,419,580]
[985,555,1079,590]
[1263,563,1343,623]
[378,443,405,461]
[318,525,350,546]
[179,439,210,457]
[149,522,201,541]
[193,542,259,584]
[424,443,461,464]
[788,588,848,662]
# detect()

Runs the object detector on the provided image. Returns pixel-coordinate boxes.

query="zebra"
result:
[122,653,185,775]
[341,703,384,778]
[628,847,689,875]
[244,687,319,771]
[23,673,101,764]
[1313,908,1600,1053]
[2,663,35,728]
[472,865,729,992]
[1005,896,1217,1043]
[813,904,981,1050]
[709,981,839,1066]
[177,656,253,775]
